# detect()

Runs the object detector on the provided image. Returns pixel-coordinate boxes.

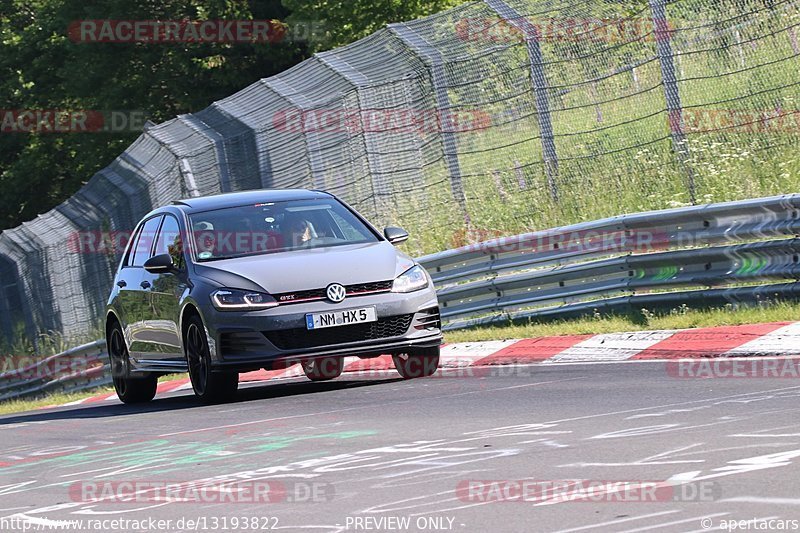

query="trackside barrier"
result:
[417,194,800,330]
[0,340,108,402]
[3,194,800,401]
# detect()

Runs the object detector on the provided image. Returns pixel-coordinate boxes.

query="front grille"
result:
[264,314,413,351]
[346,280,393,294]
[274,280,393,304]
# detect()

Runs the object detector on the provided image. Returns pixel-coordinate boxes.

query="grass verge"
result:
[0,385,115,416]
[443,301,800,343]
[0,375,185,416]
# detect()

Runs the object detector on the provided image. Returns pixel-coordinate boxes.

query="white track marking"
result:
[732,433,800,437]
[545,384,800,424]
[544,330,678,363]
[725,322,800,356]
[720,497,800,505]
[551,511,682,533]
[440,340,519,366]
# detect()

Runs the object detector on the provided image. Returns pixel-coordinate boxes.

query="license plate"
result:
[306,307,377,330]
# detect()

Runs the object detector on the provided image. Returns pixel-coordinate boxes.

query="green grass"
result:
[444,300,800,343]
[0,375,185,416]
[357,2,800,257]
[0,385,116,416]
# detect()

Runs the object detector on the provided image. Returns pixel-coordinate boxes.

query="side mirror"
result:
[384,226,409,245]
[144,253,175,274]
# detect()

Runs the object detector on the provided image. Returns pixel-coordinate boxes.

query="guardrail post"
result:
[648,0,697,205]
[484,0,559,202]
[388,23,468,211]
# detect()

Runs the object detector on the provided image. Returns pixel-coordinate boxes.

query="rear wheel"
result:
[302,357,345,381]
[185,316,238,403]
[107,324,157,404]
[393,347,440,379]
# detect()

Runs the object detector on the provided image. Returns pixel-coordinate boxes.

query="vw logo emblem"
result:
[326,283,347,303]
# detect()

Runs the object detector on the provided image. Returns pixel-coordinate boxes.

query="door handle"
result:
[140,281,151,289]
[117,280,127,288]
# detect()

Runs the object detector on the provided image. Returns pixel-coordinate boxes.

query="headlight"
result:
[211,289,278,310]
[392,265,429,293]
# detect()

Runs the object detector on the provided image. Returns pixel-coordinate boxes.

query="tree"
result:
[0,0,306,230]
[282,0,465,53]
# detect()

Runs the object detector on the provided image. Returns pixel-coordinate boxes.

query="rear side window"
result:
[130,216,163,267]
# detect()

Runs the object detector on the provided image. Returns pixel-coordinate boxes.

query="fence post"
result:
[263,78,327,191]
[0,274,13,344]
[484,0,559,202]
[316,51,391,217]
[388,23,468,212]
[0,240,41,352]
[179,115,233,193]
[179,159,201,198]
[648,0,697,205]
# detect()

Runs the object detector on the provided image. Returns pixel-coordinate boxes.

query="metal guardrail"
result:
[0,340,108,402]
[418,194,800,330]
[3,194,800,402]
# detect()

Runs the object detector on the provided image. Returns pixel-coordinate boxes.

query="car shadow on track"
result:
[0,376,406,425]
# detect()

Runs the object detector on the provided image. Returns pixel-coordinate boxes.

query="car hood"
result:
[193,241,416,294]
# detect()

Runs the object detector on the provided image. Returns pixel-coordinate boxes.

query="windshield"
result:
[188,198,379,262]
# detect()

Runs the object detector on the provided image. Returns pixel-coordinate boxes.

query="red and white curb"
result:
[60,321,800,406]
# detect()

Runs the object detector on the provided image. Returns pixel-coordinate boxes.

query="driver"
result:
[288,217,313,247]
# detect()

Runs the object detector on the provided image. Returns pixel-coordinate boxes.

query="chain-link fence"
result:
[0,0,798,346]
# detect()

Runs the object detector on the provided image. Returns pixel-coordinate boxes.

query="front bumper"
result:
[199,288,442,373]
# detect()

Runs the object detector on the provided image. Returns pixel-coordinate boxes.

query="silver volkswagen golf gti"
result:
[105,189,442,403]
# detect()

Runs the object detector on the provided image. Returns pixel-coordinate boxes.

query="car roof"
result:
[172,189,332,212]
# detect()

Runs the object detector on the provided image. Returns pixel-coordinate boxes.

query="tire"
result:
[302,357,344,381]
[185,315,238,403]
[392,347,440,379]
[107,323,157,404]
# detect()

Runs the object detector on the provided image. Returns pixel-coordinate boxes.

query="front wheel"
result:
[392,347,440,379]
[302,357,344,381]
[107,324,157,404]
[185,316,238,403]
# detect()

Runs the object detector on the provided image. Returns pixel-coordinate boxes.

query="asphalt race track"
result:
[2,361,800,533]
